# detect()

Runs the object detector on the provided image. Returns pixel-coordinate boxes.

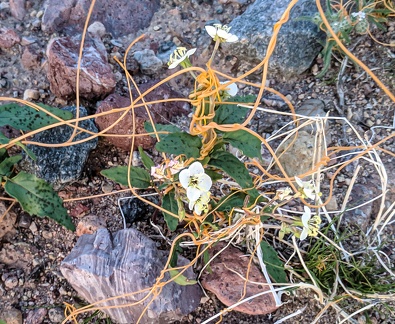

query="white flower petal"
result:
[179,169,190,189]
[168,59,182,69]
[304,188,315,200]
[295,177,303,188]
[189,199,196,211]
[197,174,212,192]
[205,25,217,38]
[226,34,238,42]
[188,161,204,176]
[220,81,238,97]
[300,227,308,240]
[216,28,229,39]
[187,48,197,56]
[187,186,201,202]
[301,206,311,227]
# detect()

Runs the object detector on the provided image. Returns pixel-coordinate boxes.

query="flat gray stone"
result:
[60,228,202,324]
[20,106,98,188]
[225,0,325,78]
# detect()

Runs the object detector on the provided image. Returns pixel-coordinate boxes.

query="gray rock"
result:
[48,308,64,323]
[87,21,106,38]
[25,308,48,324]
[42,0,160,37]
[344,184,375,231]
[46,36,116,100]
[60,228,202,324]
[20,106,98,187]
[225,0,325,78]
[277,131,316,177]
[134,49,163,75]
[0,308,23,324]
[296,98,331,142]
[9,0,26,20]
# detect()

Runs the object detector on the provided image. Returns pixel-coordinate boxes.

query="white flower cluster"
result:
[179,162,212,215]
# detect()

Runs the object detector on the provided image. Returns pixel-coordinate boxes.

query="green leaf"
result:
[0,131,10,144]
[209,151,254,189]
[215,192,247,212]
[260,240,288,283]
[205,169,223,182]
[0,154,22,177]
[138,146,154,170]
[162,191,178,231]
[144,122,181,139]
[0,103,73,131]
[101,166,151,188]
[169,269,198,286]
[213,95,255,125]
[0,148,7,162]
[222,130,261,158]
[15,142,36,161]
[4,172,75,231]
[155,132,202,159]
[0,320,6,324]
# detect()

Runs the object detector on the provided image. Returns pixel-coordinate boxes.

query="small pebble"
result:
[5,276,19,289]
[23,89,40,101]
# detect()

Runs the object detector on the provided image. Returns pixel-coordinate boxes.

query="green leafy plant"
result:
[100,24,329,290]
[304,221,395,295]
[307,0,392,77]
[0,102,75,231]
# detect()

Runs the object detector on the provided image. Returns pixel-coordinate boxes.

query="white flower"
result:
[179,161,212,201]
[168,47,196,69]
[205,24,238,43]
[295,177,317,200]
[300,206,321,240]
[189,191,211,215]
[220,81,238,97]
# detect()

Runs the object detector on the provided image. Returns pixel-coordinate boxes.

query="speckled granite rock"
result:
[20,106,98,188]
[226,0,325,78]
[60,228,202,324]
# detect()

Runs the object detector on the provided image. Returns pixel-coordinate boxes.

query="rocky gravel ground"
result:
[0,0,395,323]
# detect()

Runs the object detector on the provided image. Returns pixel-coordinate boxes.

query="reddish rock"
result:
[42,0,160,37]
[201,243,278,315]
[9,0,26,20]
[95,82,189,151]
[0,201,17,240]
[21,45,41,69]
[95,93,156,151]
[0,28,20,49]
[76,214,106,237]
[0,242,37,270]
[46,36,116,100]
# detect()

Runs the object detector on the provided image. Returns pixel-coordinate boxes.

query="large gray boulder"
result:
[226,0,325,78]
[60,228,202,324]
